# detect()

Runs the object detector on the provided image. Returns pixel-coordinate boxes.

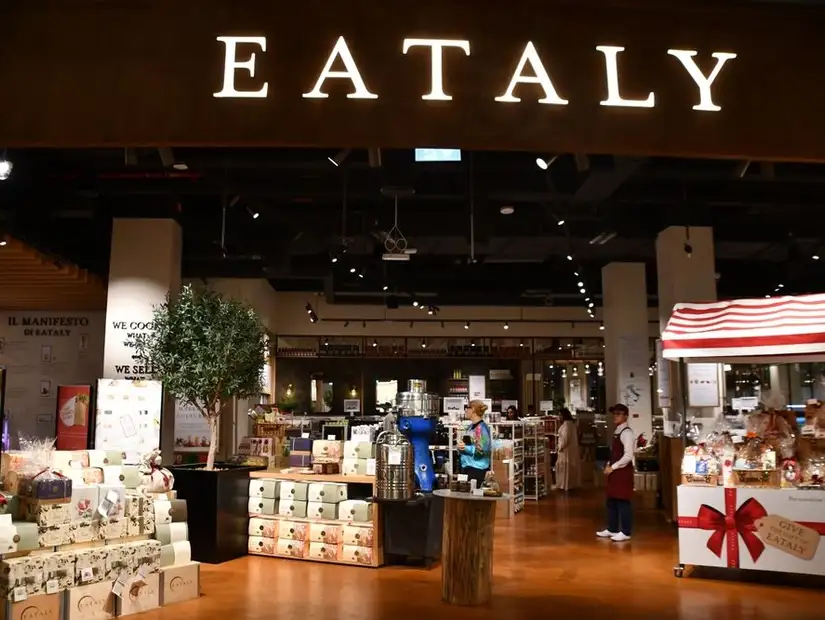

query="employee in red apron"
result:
[596,403,635,542]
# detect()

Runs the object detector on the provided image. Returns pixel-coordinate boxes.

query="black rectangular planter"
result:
[167,463,265,564]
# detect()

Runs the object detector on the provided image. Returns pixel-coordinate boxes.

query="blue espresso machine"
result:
[395,379,439,492]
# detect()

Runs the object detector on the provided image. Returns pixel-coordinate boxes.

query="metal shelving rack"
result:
[524,419,548,499]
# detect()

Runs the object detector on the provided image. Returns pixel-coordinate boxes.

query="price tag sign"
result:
[111,570,130,599]
[387,446,402,465]
[457,474,468,482]
[301,433,310,439]
[13,586,27,602]
[327,435,336,441]
[472,488,485,497]
[366,458,376,476]
[46,580,59,595]
[80,567,94,583]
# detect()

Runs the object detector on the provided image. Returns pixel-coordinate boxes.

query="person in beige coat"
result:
[554,408,582,491]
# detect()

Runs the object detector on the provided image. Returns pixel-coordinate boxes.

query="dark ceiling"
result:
[0,147,823,308]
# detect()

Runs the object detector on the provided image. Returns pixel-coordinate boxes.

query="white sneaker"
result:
[596,530,617,538]
[611,532,632,542]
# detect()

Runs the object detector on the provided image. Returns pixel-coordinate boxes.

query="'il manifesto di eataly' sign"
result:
[214,36,736,112]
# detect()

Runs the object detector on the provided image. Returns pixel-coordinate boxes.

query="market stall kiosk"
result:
[662,294,825,579]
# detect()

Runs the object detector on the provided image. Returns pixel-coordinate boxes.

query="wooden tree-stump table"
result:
[433,490,510,606]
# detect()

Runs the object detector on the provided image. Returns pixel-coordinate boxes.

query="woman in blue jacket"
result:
[457,400,492,487]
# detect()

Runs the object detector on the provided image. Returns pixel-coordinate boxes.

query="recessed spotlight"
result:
[777,284,784,288]
[358,273,364,279]
[331,257,338,264]
[580,288,586,294]
[813,255,820,261]
[0,159,12,181]
[588,302,594,308]
[557,219,565,226]
[412,300,419,307]
[566,255,573,261]
[382,285,388,291]
[349,267,356,273]
[500,205,515,215]
[577,281,584,287]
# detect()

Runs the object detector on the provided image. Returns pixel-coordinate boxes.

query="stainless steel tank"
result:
[395,391,440,417]
[407,379,427,393]
[375,429,416,500]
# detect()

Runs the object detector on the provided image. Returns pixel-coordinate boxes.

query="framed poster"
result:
[174,400,212,453]
[687,364,721,408]
[55,385,93,450]
[94,379,162,463]
[343,399,361,414]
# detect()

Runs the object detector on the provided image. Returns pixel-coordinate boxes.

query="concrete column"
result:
[602,263,653,440]
[655,226,719,433]
[103,218,182,460]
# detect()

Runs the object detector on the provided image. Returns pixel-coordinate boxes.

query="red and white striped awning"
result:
[661,294,825,360]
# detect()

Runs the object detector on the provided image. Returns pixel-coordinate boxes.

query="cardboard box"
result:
[65,581,115,620]
[116,573,159,616]
[0,593,61,620]
[159,562,199,606]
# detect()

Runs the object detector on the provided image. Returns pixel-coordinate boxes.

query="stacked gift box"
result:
[0,446,200,619]
[155,498,192,567]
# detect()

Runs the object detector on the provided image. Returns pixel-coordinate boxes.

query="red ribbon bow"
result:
[678,488,767,568]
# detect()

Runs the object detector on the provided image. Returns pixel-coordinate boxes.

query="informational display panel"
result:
[173,399,211,453]
[94,379,162,463]
[55,385,92,451]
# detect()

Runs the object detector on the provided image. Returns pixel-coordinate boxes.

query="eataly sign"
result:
[214,36,737,112]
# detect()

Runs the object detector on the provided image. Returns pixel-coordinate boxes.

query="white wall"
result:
[273,291,660,338]
[0,311,105,442]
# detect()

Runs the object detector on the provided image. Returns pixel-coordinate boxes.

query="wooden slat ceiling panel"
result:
[0,237,106,311]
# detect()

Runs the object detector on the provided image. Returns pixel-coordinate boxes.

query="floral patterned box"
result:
[69,519,100,543]
[0,555,48,598]
[75,548,107,585]
[38,523,73,546]
[44,551,76,590]
[23,500,72,527]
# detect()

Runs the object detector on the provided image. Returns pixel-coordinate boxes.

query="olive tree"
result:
[135,284,267,470]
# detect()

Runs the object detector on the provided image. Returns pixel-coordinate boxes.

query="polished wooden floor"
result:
[146,491,825,620]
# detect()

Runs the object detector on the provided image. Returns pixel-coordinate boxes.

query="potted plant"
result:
[135,283,268,563]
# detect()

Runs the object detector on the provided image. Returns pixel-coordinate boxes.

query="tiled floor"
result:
[143,491,825,619]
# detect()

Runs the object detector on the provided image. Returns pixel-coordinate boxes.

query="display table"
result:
[676,485,825,577]
[433,490,510,606]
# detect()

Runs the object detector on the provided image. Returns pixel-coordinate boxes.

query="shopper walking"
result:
[457,400,492,488]
[554,408,581,491]
[596,403,635,542]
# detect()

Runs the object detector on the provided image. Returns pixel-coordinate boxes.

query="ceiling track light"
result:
[503,322,510,330]
[421,339,427,349]
[305,303,314,315]
[464,322,470,330]
[566,254,574,261]
[246,205,260,220]
[0,149,13,181]
[328,148,351,167]
[372,339,378,348]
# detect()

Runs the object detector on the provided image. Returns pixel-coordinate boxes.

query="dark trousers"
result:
[606,497,633,536]
[463,466,488,488]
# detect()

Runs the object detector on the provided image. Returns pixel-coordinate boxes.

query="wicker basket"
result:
[733,469,782,488]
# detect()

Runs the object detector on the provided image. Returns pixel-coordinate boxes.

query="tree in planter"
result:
[135,284,267,470]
